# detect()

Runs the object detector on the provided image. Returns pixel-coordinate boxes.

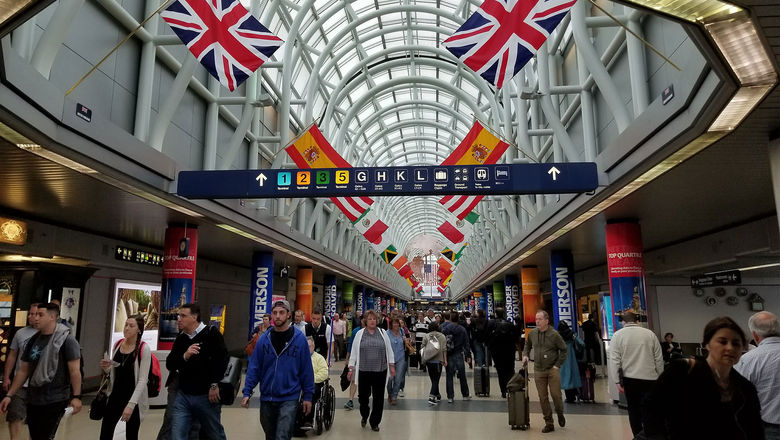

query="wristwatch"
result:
[71,395,82,399]
[210,383,218,390]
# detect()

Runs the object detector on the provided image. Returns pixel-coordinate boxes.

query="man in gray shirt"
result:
[0,303,82,440]
[2,303,39,440]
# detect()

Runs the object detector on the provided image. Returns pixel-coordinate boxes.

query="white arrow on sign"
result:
[256,173,267,186]
[547,166,561,181]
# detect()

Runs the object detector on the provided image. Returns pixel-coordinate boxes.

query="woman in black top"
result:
[99,315,151,440]
[642,317,764,440]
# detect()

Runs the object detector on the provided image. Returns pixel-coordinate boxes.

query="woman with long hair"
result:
[642,316,764,439]
[347,309,395,432]
[98,314,151,440]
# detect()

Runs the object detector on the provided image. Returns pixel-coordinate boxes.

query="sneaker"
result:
[462,395,471,401]
[435,396,442,402]
[390,398,397,405]
[344,400,354,410]
[399,389,405,397]
[371,425,380,432]
[300,423,313,431]
[361,418,367,428]
[558,413,566,427]
[447,398,454,403]
[542,425,555,433]
[427,396,438,405]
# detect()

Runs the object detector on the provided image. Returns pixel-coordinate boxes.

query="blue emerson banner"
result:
[250,252,273,339]
[550,250,577,334]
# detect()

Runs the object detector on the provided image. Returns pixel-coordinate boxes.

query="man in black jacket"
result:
[486,308,520,398]
[167,303,229,440]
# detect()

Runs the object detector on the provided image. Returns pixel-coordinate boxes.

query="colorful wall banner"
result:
[296,267,313,321]
[493,280,505,305]
[605,222,647,331]
[159,225,198,349]
[599,291,615,339]
[323,274,337,319]
[550,250,577,334]
[489,282,500,316]
[521,266,541,333]
[365,288,375,311]
[249,252,273,339]
[505,275,520,323]
[479,287,488,311]
[342,281,354,305]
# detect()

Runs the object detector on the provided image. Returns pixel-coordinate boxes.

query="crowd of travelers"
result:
[0,298,777,440]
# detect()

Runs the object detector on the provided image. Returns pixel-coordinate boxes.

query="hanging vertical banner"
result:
[479,287,489,311]
[606,222,647,331]
[249,252,273,339]
[505,275,520,323]
[489,282,500,316]
[297,267,313,321]
[521,266,540,335]
[159,225,198,350]
[365,288,375,311]
[470,296,475,312]
[356,286,365,314]
[323,274,337,320]
[599,291,615,339]
[342,281,354,313]
[550,250,577,334]
[493,280,505,306]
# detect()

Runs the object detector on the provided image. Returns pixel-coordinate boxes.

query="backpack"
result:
[113,339,162,398]
[445,334,455,353]
[491,320,515,347]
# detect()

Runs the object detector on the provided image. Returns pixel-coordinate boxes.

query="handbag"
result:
[404,338,416,356]
[340,364,350,392]
[89,374,110,420]
[421,335,441,364]
[218,356,242,405]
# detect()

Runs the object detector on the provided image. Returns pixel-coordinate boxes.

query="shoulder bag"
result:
[89,373,110,420]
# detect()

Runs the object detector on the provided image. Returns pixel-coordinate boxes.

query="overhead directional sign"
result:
[177,163,598,199]
[690,270,741,287]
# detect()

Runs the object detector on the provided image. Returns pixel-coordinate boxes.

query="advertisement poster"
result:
[112,280,160,351]
[605,222,647,331]
[505,275,520,323]
[210,304,226,334]
[550,251,577,334]
[599,291,615,339]
[323,275,337,319]
[296,267,313,320]
[159,226,198,349]
[356,287,364,315]
[60,287,81,335]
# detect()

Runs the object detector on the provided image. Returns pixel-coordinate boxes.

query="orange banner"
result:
[521,266,541,333]
[296,267,313,321]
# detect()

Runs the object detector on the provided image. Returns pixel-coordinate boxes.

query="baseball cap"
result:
[272,299,291,312]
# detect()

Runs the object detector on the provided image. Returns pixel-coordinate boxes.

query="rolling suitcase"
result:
[507,369,529,430]
[474,365,490,397]
[579,363,596,402]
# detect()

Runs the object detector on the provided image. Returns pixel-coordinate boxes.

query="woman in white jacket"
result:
[99,314,151,440]
[347,309,395,432]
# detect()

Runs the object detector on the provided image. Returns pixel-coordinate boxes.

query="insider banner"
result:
[249,252,273,339]
[323,274,337,319]
[550,250,577,334]
[505,275,520,323]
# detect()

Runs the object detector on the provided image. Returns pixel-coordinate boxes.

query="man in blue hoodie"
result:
[242,299,314,440]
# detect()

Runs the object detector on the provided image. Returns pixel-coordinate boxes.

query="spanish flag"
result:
[441,120,509,166]
[285,124,373,222]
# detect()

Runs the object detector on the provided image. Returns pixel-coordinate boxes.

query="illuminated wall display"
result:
[115,245,163,266]
[0,217,27,245]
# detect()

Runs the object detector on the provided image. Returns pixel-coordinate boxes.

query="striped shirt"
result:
[359,329,388,372]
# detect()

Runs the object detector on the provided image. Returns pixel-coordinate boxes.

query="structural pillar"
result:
[521,266,541,336]
[296,267,313,321]
[159,224,198,350]
[605,221,647,331]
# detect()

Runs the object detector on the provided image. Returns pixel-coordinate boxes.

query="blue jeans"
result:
[472,341,486,366]
[170,392,226,440]
[386,357,408,399]
[260,400,298,440]
[445,352,470,399]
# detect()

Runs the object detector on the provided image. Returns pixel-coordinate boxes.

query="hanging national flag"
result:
[361,219,389,245]
[398,264,413,279]
[442,0,577,88]
[381,245,398,264]
[438,220,465,245]
[441,248,455,261]
[392,255,408,271]
[161,0,283,91]
[437,257,452,272]
[437,265,452,282]
[285,125,374,222]
[441,121,510,166]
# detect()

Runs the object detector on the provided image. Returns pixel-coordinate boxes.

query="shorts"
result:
[5,388,27,422]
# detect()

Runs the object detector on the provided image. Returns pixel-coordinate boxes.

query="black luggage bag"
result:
[474,365,490,397]
[507,369,529,430]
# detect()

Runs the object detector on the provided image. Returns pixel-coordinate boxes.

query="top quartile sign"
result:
[177,163,598,199]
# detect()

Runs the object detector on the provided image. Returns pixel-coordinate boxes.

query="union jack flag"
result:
[443,0,577,88]
[161,0,283,91]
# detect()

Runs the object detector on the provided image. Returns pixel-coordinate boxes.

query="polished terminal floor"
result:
[1,360,632,439]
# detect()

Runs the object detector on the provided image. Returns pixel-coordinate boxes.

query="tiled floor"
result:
[1,360,633,439]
